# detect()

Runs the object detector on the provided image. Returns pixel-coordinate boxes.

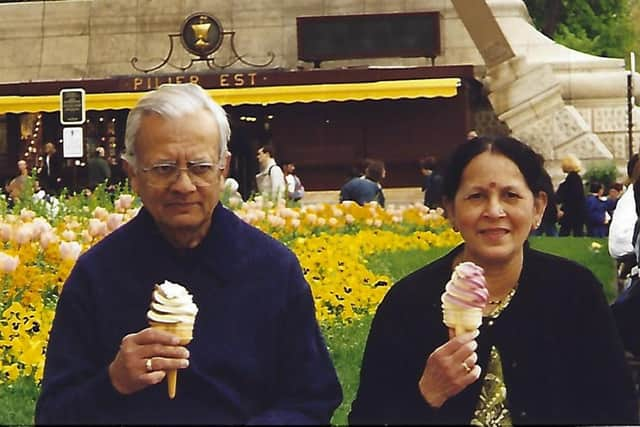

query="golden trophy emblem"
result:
[191,17,211,49]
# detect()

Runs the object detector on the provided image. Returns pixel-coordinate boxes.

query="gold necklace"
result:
[486,286,517,318]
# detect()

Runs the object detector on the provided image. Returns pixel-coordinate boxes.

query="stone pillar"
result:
[450,0,612,163]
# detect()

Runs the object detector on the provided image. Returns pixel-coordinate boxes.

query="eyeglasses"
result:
[141,161,222,187]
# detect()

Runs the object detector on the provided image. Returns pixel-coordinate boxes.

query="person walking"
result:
[255,144,286,201]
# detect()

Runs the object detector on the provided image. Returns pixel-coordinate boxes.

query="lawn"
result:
[0,237,615,425]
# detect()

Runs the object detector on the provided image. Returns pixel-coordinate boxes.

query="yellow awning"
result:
[0,78,460,113]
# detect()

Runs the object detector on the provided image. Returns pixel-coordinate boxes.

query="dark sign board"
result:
[297,12,441,65]
[60,88,86,125]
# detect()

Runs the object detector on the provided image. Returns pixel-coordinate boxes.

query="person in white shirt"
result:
[255,144,285,201]
[609,154,639,259]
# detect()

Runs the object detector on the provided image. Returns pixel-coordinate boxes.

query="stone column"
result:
[450,0,612,162]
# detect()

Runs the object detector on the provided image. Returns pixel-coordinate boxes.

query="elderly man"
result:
[36,84,342,424]
[255,144,286,201]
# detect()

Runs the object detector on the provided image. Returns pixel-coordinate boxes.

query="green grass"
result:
[1,237,618,426]
[0,377,39,425]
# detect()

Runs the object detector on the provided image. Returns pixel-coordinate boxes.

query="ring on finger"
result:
[462,361,472,373]
[145,358,153,372]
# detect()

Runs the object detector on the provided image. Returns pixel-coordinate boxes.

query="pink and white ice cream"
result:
[441,261,488,336]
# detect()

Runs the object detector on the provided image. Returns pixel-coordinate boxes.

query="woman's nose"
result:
[484,197,505,217]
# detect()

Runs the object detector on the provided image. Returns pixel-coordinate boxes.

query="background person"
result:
[282,160,305,202]
[419,155,443,209]
[339,159,386,207]
[36,83,342,424]
[87,146,112,190]
[585,181,609,237]
[349,137,637,425]
[556,154,586,236]
[255,144,286,201]
[5,159,29,201]
[38,141,63,195]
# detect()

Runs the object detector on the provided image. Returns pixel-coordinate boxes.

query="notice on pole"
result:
[60,88,86,125]
[63,127,84,158]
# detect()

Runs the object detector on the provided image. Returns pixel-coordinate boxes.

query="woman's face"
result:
[445,152,547,266]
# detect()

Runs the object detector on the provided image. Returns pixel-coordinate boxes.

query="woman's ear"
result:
[532,191,548,230]
[443,198,458,231]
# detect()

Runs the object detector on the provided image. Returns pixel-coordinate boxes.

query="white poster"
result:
[63,127,84,158]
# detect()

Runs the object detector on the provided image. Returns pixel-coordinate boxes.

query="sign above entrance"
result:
[59,88,86,125]
[130,12,275,73]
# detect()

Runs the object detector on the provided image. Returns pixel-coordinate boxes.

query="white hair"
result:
[122,83,230,168]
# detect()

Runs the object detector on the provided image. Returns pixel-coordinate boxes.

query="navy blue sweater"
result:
[36,203,342,424]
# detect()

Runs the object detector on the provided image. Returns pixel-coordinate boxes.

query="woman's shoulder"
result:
[524,246,600,291]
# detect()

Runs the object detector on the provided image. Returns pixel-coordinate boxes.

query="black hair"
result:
[259,143,276,158]
[589,181,603,194]
[419,155,437,170]
[442,136,546,201]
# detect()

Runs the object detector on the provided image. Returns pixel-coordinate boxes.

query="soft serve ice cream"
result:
[147,280,198,399]
[441,262,488,336]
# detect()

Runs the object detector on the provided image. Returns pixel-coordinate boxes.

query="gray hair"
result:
[122,83,230,168]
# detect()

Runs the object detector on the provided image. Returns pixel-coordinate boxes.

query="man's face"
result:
[45,143,54,154]
[128,109,224,241]
[17,161,27,173]
[256,148,269,168]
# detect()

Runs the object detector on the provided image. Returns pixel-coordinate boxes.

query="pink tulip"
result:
[59,241,82,262]
[40,231,59,249]
[0,252,19,273]
[88,218,107,237]
[93,207,109,220]
[0,224,12,242]
[106,213,124,231]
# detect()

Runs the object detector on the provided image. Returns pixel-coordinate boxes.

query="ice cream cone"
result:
[442,306,483,337]
[149,321,193,399]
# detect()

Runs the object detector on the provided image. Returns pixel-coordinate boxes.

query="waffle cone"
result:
[442,307,482,337]
[149,321,193,398]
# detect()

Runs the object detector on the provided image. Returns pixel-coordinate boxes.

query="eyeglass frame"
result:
[140,159,225,188]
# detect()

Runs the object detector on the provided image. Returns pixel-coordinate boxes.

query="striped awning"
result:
[0,77,461,113]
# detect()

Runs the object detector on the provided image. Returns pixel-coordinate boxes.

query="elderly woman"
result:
[349,137,637,425]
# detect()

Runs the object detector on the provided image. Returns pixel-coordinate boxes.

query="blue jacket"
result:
[339,177,385,207]
[36,203,342,424]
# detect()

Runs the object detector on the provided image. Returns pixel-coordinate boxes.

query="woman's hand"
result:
[418,329,482,408]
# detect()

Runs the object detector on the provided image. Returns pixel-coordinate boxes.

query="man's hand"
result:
[108,327,190,395]
[417,329,481,408]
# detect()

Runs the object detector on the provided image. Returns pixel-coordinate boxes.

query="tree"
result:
[524,0,639,59]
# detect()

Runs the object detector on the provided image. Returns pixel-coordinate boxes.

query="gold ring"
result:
[145,358,153,372]
[462,361,471,373]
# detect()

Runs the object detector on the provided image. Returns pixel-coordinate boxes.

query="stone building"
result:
[0,0,638,197]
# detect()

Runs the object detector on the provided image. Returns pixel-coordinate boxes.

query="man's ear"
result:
[122,159,139,194]
[223,150,232,178]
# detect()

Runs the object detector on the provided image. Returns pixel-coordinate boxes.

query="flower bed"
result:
[0,188,458,385]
